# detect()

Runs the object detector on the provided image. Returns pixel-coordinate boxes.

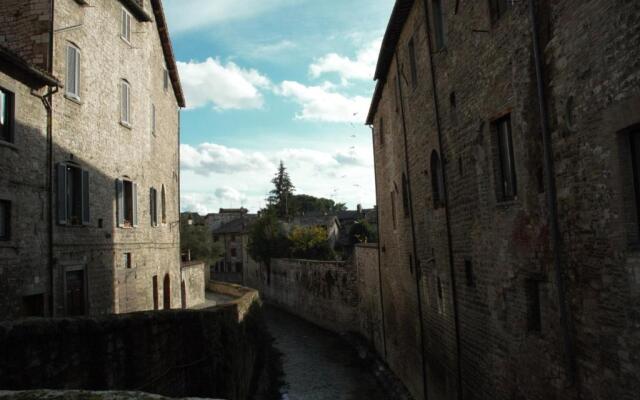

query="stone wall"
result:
[0,300,267,400]
[0,0,51,69]
[180,261,204,309]
[256,258,360,333]
[368,1,640,400]
[0,68,50,319]
[354,244,385,356]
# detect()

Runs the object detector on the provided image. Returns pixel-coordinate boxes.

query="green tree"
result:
[267,161,295,219]
[289,225,336,260]
[290,194,347,215]
[180,218,223,265]
[348,219,378,245]
[247,211,291,266]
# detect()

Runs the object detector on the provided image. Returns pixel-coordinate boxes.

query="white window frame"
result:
[120,80,131,126]
[121,8,132,43]
[66,44,81,100]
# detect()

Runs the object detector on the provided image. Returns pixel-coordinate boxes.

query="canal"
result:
[264,306,389,400]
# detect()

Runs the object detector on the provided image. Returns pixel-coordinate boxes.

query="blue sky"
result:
[165,0,394,213]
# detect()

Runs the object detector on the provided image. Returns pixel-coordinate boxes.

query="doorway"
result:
[152,275,159,310]
[163,273,171,309]
[65,269,85,316]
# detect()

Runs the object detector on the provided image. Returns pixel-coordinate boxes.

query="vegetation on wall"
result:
[348,219,378,245]
[180,217,223,265]
[289,226,336,260]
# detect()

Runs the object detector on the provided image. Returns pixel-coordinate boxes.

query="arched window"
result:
[161,185,167,224]
[66,43,81,99]
[431,151,445,209]
[120,79,131,125]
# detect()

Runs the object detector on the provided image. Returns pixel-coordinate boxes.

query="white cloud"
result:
[180,142,375,214]
[177,58,271,110]
[310,39,381,83]
[165,0,302,33]
[277,81,370,123]
[181,143,274,175]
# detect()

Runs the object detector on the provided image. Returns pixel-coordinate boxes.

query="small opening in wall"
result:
[409,253,414,275]
[124,252,132,269]
[450,92,456,109]
[98,218,103,228]
[526,279,542,332]
[458,156,464,177]
[464,259,475,287]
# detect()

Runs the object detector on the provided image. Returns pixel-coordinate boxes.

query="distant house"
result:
[210,214,257,285]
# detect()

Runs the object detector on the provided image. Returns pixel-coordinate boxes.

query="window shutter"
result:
[132,182,138,227]
[57,164,67,225]
[116,179,124,227]
[81,169,90,225]
[75,48,80,96]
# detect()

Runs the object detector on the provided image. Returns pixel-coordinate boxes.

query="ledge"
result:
[0,140,18,152]
[206,280,261,322]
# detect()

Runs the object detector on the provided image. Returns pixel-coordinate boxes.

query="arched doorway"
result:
[163,274,171,310]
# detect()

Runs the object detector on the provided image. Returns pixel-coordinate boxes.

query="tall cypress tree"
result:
[268,161,295,218]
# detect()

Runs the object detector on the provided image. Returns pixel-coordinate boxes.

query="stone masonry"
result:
[367,1,640,400]
[0,0,186,318]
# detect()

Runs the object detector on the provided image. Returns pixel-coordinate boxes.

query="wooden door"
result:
[152,275,159,310]
[163,274,171,309]
[66,270,85,316]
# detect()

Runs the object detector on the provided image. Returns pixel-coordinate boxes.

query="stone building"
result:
[0,0,185,319]
[367,1,640,400]
[211,214,258,285]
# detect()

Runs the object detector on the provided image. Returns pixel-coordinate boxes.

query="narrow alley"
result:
[264,307,388,400]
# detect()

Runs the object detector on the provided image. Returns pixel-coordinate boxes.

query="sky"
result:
[165,0,394,214]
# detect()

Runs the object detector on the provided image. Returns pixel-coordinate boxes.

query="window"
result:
[0,200,10,241]
[526,279,542,332]
[124,253,132,269]
[231,235,236,242]
[494,114,517,201]
[1,87,15,143]
[236,262,243,273]
[120,80,131,125]
[408,38,418,88]
[151,103,156,135]
[630,132,640,232]
[66,44,80,99]
[433,0,446,50]
[489,0,512,23]
[402,173,410,217]
[23,294,45,317]
[161,185,166,224]
[431,151,445,208]
[464,259,475,287]
[230,248,237,257]
[121,8,131,42]
[56,163,90,226]
[379,117,384,146]
[150,187,158,226]
[163,67,169,92]
[116,178,137,228]
[214,235,219,242]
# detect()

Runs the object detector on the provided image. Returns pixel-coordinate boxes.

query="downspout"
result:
[395,55,429,400]
[48,0,56,317]
[369,124,388,359]
[421,1,464,398]
[527,0,577,384]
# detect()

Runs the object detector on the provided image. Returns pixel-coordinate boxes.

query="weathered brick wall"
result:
[49,0,181,315]
[180,261,204,308]
[0,302,267,400]
[0,0,52,69]
[370,1,640,400]
[256,258,360,333]
[354,244,385,356]
[0,70,50,319]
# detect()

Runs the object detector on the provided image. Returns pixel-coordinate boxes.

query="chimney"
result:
[357,204,362,214]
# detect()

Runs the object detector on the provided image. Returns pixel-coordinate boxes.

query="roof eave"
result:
[151,0,186,108]
[120,0,153,22]
[0,46,62,88]
[365,0,415,125]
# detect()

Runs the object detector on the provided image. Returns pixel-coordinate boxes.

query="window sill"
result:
[0,140,18,152]
[496,199,519,209]
[120,121,132,130]
[64,93,82,105]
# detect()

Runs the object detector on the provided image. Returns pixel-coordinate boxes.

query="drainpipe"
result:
[395,55,429,400]
[528,0,577,385]
[48,0,56,317]
[369,124,388,359]
[421,1,464,398]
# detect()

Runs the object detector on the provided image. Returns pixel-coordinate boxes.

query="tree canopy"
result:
[180,217,223,265]
[267,161,295,219]
[291,194,347,215]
